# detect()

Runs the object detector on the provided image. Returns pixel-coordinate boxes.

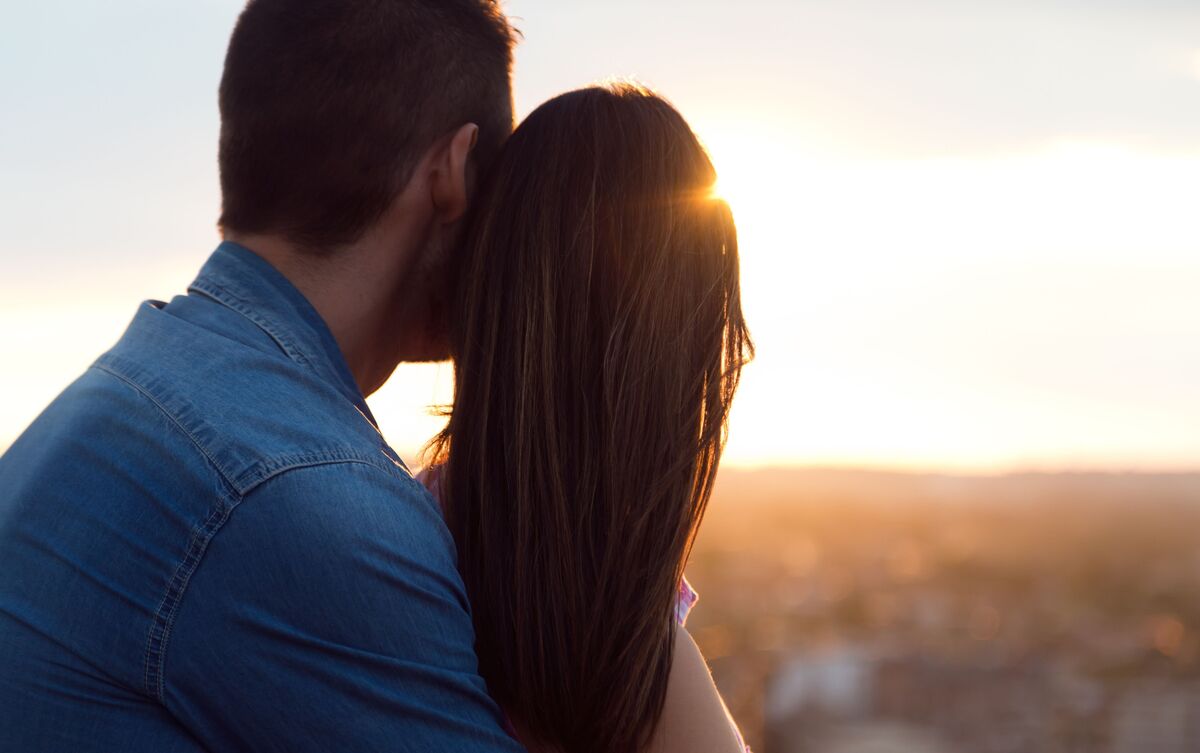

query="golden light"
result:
[694,120,1200,471]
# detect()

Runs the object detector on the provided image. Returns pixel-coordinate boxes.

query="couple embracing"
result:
[0,2,753,751]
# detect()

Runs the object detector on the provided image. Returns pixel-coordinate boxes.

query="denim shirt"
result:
[0,243,524,753]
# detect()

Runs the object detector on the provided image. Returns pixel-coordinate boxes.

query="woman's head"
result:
[432,83,752,753]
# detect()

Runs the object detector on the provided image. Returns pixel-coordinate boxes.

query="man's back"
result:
[0,243,523,752]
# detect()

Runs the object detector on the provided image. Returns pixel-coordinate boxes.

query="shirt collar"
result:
[188,241,377,427]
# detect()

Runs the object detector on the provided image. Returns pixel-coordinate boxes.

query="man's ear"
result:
[430,123,480,224]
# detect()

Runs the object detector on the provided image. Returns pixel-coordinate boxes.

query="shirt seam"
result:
[83,366,240,702]
[147,457,415,704]
[86,365,400,701]
[188,278,310,366]
[91,363,237,491]
[235,453,408,496]
[94,358,397,496]
[146,494,235,702]
[154,459,433,707]
[88,365,422,704]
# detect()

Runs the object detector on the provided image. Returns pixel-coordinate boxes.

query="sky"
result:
[1,0,1198,472]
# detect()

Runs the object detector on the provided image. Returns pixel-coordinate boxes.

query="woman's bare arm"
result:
[646,625,745,753]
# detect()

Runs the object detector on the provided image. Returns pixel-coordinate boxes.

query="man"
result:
[0,2,526,751]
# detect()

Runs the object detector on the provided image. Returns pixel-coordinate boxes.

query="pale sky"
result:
[1,0,1198,471]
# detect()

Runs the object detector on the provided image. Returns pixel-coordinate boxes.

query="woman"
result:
[425,83,753,753]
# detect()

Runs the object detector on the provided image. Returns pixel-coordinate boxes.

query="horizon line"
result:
[713,462,1200,478]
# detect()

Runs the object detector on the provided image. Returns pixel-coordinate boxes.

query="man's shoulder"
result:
[171,459,470,682]
[93,301,405,498]
[235,459,449,564]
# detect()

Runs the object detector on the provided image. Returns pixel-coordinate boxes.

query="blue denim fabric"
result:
[0,243,524,752]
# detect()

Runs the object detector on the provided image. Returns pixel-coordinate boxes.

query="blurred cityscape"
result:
[688,469,1200,753]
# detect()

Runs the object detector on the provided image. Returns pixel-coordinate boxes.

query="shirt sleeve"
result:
[161,460,526,753]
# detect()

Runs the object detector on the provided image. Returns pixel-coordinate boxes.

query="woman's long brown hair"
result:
[429,83,753,753]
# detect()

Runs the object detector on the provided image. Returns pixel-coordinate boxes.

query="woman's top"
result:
[676,576,699,626]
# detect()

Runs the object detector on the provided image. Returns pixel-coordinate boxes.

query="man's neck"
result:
[223,233,404,398]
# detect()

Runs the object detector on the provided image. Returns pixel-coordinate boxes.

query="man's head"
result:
[218,0,515,250]
[216,0,516,390]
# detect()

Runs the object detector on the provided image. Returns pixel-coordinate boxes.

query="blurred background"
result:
[2,1,1199,750]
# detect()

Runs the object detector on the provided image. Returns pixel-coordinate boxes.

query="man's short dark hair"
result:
[217,0,516,250]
